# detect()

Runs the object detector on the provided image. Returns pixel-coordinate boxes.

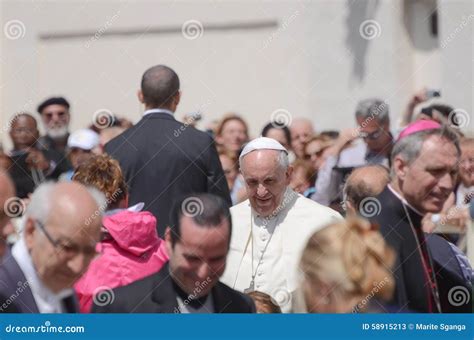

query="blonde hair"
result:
[300,218,395,312]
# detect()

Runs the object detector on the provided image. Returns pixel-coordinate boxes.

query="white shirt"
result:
[12,238,74,313]
[221,188,342,312]
[143,108,174,117]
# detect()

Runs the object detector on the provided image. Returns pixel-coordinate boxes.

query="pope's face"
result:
[241,150,291,217]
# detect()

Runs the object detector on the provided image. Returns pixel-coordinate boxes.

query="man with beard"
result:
[36,97,72,174]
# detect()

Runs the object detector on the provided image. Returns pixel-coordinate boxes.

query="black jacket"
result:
[371,187,472,313]
[105,112,231,237]
[92,263,256,313]
[0,249,78,313]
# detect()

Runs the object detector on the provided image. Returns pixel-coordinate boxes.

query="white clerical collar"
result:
[143,108,174,117]
[387,184,424,217]
[12,238,74,313]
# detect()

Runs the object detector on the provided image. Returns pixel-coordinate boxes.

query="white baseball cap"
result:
[67,129,99,150]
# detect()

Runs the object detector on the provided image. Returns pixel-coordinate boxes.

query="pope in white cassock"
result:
[221,137,342,312]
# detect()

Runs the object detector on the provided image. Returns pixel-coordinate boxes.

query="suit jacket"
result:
[105,112,231,237]
[92,263,256,313]
[372,187,472,313]
[0,249,78,313]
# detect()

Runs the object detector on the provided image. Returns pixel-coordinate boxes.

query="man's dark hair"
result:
[141,65,180,109]
[168,193,232,247]
[261,122,291,147]
[37,97,70,114]
[10,112,38,129]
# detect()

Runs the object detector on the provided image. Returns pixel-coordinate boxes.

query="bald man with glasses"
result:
[0,182,104,313]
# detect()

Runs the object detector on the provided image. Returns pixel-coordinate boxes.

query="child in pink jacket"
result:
[71,154,168,313]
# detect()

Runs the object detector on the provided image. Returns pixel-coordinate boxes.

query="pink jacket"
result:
[75,210,168,313]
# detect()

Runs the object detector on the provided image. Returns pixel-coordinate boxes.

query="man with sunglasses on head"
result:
[0,182,105,313]
[37,97,73,175]
[312,98,393,209]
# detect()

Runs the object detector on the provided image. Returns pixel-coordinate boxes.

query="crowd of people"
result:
[0,64,472,314]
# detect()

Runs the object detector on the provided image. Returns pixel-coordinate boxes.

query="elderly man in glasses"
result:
[311,98,393,209]
[0,181,105,313]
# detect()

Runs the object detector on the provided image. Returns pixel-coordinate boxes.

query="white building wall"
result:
[0,0,471,150]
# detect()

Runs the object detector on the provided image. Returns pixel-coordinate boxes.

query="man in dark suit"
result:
[105,65,230,237]
[93,193,255,313]
[370,126,471,313]
[0,181,104,313]
[0,171,15,262]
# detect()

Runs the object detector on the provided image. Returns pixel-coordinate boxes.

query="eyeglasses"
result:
[359,129,383,140]
[35,220,100,260]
